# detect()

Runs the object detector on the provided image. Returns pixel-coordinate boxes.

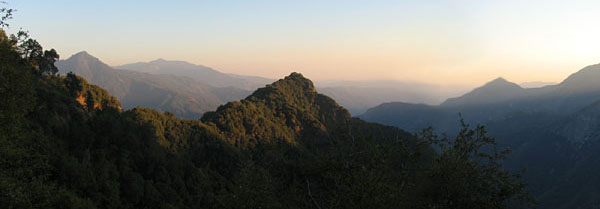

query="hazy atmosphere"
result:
[9,0,600,85]
[3,1,600,208]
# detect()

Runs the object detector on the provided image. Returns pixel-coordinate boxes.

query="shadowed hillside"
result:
[0,4,535,206]
[1,31,532,207]
[360,64,600,209]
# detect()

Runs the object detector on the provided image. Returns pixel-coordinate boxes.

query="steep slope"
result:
[202,72,414,148]
[555,63,600,94]
[360,77,532,134]
[56,52,251,118]
[4,65,426,208]
[559,100,600,145]
[55,51,129,98]
[535,63,600,114]
[1,18,533,208]
[484,102,600,209]
[115,59,273,90]
[363,65,600,133]
[2,49,530,208]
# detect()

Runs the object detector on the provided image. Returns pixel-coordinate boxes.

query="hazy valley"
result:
[48,50,600,209]
[3,2,600,209]
[360,64,600,208]
[57,51,473,117]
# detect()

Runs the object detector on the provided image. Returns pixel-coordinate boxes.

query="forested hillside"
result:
[0,23,533,208]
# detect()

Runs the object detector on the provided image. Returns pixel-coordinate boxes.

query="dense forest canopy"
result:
[0,7,534,209]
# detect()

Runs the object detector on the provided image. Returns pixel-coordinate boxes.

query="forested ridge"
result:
[0,10,533,209]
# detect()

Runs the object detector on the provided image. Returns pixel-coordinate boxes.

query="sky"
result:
[6,0,600,85]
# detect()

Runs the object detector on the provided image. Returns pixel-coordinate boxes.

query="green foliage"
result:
[0,8,534,208]
[56,51,251,119]
[0,6,14,28]
[202,72,352,148]
[37,48,60,76]
[0,26,93,208]
[0,29,34,133]
[411,120,536,209]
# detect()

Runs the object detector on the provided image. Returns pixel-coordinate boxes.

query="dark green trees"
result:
[411,121,535,208]
[38,48,60,76]
[0,6,534,208]
[19,37,60,76]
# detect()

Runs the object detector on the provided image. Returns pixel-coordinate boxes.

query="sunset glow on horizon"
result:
[8,0,600,86]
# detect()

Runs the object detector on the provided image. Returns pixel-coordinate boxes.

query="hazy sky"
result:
[7,0,600,85]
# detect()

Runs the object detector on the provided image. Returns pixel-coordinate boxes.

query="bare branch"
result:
[305,179,323,209]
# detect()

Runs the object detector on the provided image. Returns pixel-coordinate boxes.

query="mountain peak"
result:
[62,51,109,67]
[474,77,522,91]
[441,76,524,106]
[73,50,89,55]
[69,51,97,60]
[483,77,519,88]
[286,72,305,79]
[242,72,318,106]
[202,72,350,147]
[126,58,205,70]
[490,77,508,83]
[149,58,168,63]
[147,58,198,66]
[56,51,115,84]
[272,72,316,93]
[115,59,270,90]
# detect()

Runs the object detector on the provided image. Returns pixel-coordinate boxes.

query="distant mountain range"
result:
[32,50,598,208]
[115,59,474,116]
[57,51,474,117]
[362,64,600,130]
[317,80,471,115]
[114,59,274,90]
[360,63,600,209]
[56,52,256,118]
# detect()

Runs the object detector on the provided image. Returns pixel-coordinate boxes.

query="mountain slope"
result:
[556,63,600,94]
[441,77,526,107]
[202,73,357,147]
[363,65,600,132]
[536,63,600,114]
[56,52,251,118]
[0,20,534,208]
[559,100,600,145]
[115,59,273,90]
[3,41,533,208]
[360,64,600,209]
